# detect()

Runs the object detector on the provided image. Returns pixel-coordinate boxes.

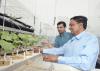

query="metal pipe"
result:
[2,0,6,31]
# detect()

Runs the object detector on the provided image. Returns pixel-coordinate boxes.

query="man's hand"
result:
[41,40,53,48]
[33,46,43,53]
[43,55,58,62]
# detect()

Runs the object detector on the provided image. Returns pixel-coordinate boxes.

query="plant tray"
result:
[11,55,24,60]
[25,51,33,56]
[0,60,10,66]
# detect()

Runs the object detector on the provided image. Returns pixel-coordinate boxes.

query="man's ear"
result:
[79,23,83,29]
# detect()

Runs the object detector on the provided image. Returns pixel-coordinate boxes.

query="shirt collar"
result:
[75,31,86,40]
[59,31,66,37]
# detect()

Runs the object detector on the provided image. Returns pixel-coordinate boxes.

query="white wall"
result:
[88,0,100,36]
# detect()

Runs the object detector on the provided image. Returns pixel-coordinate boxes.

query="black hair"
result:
[70,16,88,29]
[57,21,66,28]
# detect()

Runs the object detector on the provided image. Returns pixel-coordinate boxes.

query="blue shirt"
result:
[43,31,99,71]
[54,32,73,48]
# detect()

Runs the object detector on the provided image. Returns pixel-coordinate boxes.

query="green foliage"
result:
[18,34,40,46]
[0,30,45,53]
[0,40,15,53]
[10,33,19,40]
[1,31,12,41]
[13,40,23,47]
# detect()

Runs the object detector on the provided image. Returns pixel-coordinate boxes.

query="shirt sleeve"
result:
[58,37,99,71]
[43,47,64,55]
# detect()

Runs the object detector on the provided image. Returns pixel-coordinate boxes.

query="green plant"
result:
[10,33,19,40]
[18,34,40,47]
[0,40,15,53]
[0,30,45,54]
[1,31,12,42]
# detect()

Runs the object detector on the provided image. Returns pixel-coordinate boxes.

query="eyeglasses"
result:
[69,23,76,26]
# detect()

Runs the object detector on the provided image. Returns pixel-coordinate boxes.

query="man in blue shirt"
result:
[42,21,73,48]
[55,21,73,48]
[40,16,99,71]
